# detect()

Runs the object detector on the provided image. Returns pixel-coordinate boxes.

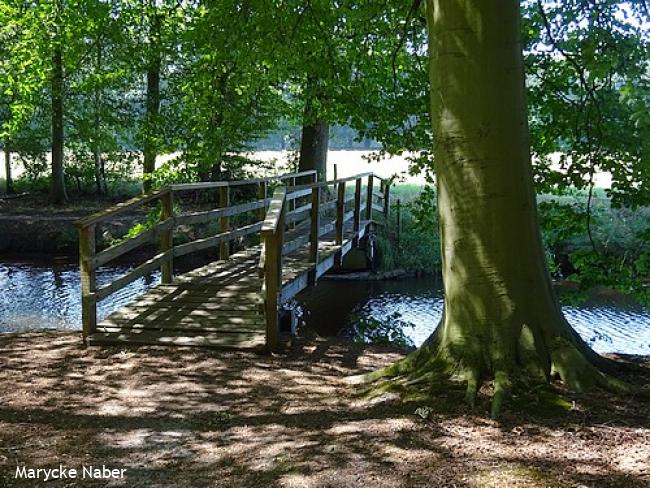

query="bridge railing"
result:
[259,172,391,349]
[74,169,317,343]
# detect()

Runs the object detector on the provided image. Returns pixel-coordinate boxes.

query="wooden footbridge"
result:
[75,170,391,350]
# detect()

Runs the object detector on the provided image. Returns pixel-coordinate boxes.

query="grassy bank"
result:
[377,184,650,307]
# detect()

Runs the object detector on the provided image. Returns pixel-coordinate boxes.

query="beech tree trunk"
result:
[143,10,161,193]
[298,95,329,181]
[4,146,13,194]
[373,0,620,416]
[94,42,105,194]
[50,38,67,204]
[143,59,160,192]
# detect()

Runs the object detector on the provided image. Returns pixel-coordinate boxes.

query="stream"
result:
[1,258,650,355]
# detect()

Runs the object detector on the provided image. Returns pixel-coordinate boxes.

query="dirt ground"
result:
[0,331,648,488]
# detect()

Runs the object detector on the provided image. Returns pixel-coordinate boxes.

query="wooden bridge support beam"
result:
[79,224,97,343]
[219,186,230,260]
[288,176,296,230]
[336,181,346,266]
[261,187,287,351]
[309,186,320,285]
[336,181,345,245]
[353,177,362,246]
[383,180,391,218]
[366,175,373,220]
[257,181,267,222]
[160,190,174,284]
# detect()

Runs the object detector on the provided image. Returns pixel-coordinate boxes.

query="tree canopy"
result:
[0,1,647,204]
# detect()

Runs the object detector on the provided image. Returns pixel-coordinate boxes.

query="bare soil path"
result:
[0,331,648,487]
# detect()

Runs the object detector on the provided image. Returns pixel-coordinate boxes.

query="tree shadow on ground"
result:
[0,331,648,487]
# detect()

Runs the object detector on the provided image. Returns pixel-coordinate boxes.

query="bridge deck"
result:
[88,221,370,349]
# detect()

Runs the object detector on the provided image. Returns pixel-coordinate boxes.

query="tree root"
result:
[348,334,639,419]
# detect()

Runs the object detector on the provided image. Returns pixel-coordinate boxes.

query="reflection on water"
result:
[0,256,159,332]
[296,277,650,355]
[2,257,650,355]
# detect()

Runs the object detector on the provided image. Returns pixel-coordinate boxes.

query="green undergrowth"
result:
[376,184,650,309]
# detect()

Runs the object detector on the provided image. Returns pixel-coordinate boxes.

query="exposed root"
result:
[349,328,635,418]
[491,371,512,418]
[551,339,630,394]
[464,368,479,408]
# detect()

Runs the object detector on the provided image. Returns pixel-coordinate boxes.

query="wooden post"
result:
[336,181,345,246]
[160,191,174,283]
[79,224,96,343]
[263,201,285,351]
[257,181,267,222]
[353,177,362,245]
[309,186,320,285]
[219,186,230,260]
[383,180,390,218]
[366,174,374,220]
[333,163,338,182]
[288,176,296,229]
[396,198,401,258]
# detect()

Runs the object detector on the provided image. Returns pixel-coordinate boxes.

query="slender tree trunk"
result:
[143,11,161,193]
[143,59,160,192]
[298,95,329,180]
[369,0,621,416]
[4,146,13,194]
[50,39,67,204]
[93,42,105,194]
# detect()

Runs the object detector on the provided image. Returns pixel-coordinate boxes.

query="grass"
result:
[376,184,649,307]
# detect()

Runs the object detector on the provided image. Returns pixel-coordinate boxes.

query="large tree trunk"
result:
[50,39,67,204]
[367,0,622,416]
[298,95,329,181]
[143,10,161,193]
[4,145,13,194]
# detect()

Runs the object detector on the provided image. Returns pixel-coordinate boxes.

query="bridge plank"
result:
[89,330,266,350]
[92,219,372,350]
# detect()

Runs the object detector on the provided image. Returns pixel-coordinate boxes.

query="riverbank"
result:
[1,331,648,487]
[0,194,143,253]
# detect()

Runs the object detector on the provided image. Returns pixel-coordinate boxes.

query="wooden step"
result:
[98,314,265,332]
[89,329,266,350]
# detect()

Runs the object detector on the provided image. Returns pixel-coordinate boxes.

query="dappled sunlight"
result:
[1,331,648,487]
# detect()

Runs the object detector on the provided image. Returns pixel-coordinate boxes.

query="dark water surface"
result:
[0,256,159,332]
[295,277,650,355]
[2,258,650,355]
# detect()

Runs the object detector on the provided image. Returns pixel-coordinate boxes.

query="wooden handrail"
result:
[291,172,389,192]
[170,170,317,192]
[75,188,170,229]
[259,185,287,350]
[75,170,315,229]
[77,169,388,346]
[261,186,287,234]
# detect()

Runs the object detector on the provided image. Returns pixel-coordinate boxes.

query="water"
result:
[295,277,650,355]
[0,256,159,332]
[2,258,649,355]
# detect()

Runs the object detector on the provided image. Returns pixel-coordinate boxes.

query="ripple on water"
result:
[360,293,650,355]
[2,261,650,356]
[0,260,159,332]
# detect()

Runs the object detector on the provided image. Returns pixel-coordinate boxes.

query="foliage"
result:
[537,199,587,276]
[351,311,414,349]
[522,1,650,208]
[568,246,650,308]
[376,184,440,273]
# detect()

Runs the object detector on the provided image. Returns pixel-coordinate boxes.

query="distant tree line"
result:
[0,1,647,210]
